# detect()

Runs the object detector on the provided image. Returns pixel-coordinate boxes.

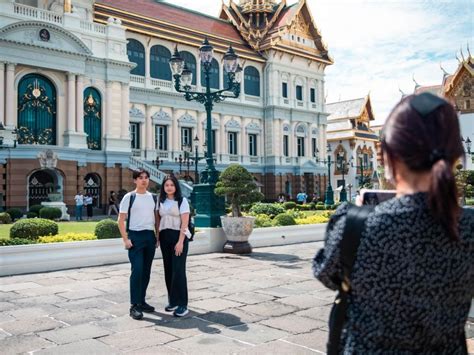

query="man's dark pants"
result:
[128,230,156,305]
[159,229,188,307]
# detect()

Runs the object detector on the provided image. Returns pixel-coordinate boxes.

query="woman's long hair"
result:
[381,94,464,240]
[159,174,183,204]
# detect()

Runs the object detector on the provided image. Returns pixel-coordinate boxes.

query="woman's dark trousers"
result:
[128,230,156,305]
[159,229,188,307]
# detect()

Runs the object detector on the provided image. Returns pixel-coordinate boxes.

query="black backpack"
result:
[126,192,158,232]
[177,197,195,241]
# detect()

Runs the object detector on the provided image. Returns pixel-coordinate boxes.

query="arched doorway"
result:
[83,87,102,150]
[83,173,102,208]
[28,169,61,208]
[18,74,57,145]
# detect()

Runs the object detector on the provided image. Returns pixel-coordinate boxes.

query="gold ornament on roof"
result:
[32,79,41,98]
[240,0,276,14]
[87,94,95,106]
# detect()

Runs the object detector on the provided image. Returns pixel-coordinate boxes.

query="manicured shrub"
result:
[6,208,22,221]
[39,207,62,220]
[295,214,330,225]
[254,214,273,228]
[283,201,296,210]
[39,233,96,243]
[273,213,296,226]
[10,219,58,240]
[95,219,120,239]
[315,205,325,210]
[467,198,474,206]
[29,205,44,214]
[249,203,285,217]
[0,212,12,224]
[0,238,37,246]
[309,202,316,210]
[316,201,324,206]
[26,212,38,219]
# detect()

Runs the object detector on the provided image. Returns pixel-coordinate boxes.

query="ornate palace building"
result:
[0,0,333,211]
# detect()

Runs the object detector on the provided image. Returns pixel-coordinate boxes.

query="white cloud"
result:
[166,0,472,123]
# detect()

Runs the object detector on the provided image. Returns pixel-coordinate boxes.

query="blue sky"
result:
[166,0,473,124]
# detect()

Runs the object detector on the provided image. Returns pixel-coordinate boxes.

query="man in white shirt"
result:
[74,192,84,221]
[117,169,159,320]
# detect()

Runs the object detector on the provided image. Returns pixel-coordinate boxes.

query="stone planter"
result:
[220,216,256,254]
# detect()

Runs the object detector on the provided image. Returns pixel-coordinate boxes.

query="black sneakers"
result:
[165,304,178,312]
[129,304,143,320]
[173,306,189,317]
[140,302,155,313]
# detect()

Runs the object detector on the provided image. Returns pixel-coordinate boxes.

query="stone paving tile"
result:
[50,309,114,325]
[38,323,112,345]
[153,316,223,339]
[0,291,20,301]
[35,339,118,354]
[0,312,15,323]
[0,281,41,292]
[98,327,178,352]
[0,316,65,335]
[196,308,267,327]
[54,297,116,311]
[283,329,329,353]
[34,277,78,286]
[125,344,184,354]
[260,314,326,334]
[13,294,67,308]
[169,333,252,354]
[255,286,306,298]
[295,306,332,322]
[276,294,333,309]
[0,329,10,340]
[239,301,299,318]
[188,289,229,301]
[7,305,60,320]
[240,339,318,354]
[94,314,165,333]
[219,322,290,345]
[66,272,111,281]
[19,285,73,297]
[0,301,15,312]
[56,288,106,300]
[1,334,56,353]
[222,291,275,305]
[190,298,244,312]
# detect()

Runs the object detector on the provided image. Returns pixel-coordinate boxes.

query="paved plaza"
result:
[1,241,473,354]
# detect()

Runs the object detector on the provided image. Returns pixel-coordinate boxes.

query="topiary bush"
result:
[309,202,316,210]
[0,238,37,246]
[0,212,12,224]
[10,219,58,240]
[6,208,22,221]
[273,213,296,226]
[315,205,325,210]
[283,201,296,210]
[26,212,38,219]
[29,205,44,215]
[254,214,273,228]
[95,219,121,239]
[39,207,62,220]
[249,203,285,217]
[316,201,324,206]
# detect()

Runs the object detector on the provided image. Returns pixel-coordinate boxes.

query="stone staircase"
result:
[129,156,193,198]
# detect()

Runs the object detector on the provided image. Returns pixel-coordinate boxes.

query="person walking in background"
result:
[107,191,119,216]
[117,169,159,321]
[158,174,191,317]
[313,93,474,353]
[74,191,84,221]
[296,190,307,204]
[84,193,93,221]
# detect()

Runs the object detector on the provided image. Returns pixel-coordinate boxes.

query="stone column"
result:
[240,119,246,159]
[306,122,311,157]
[145,105,153,154]
[220,118,226,156]
[76,75,84,133]
[145,45,150,87]
[5,63,15,127]
[171,108,178,153]
[121,83,130,139]
[67,73,76,132]
[105,81,113,137]
[273,118,280,157]
[0,62,5,126]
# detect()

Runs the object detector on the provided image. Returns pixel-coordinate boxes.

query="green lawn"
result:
[0,221,98,239]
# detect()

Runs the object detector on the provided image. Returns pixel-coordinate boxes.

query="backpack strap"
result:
[126,192,136,233]
[327,205,374,355]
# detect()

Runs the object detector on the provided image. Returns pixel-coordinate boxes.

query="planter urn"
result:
[220,216,255,254]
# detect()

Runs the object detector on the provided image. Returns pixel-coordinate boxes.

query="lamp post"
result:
[175,144,192,179]
[170,38,241,227]
[152,157,163,170]
[337,151,348,202]
[352,153,366,187]
[188,135,206,184]
[315,143,334,205]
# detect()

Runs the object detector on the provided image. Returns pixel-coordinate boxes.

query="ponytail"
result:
[429,159,460,240]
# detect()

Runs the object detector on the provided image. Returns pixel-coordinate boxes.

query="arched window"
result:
[150,45,172,80]
[83,87,102,150]
[17,74,57,145]
[202,58,219,89]
[180,51,197,85]
[127,39,145,76]
[244,66,260,96]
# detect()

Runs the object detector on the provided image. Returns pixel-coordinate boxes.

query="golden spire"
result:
[239,0,277,14]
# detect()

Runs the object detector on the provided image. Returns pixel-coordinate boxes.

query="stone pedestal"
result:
[41,201,70,221]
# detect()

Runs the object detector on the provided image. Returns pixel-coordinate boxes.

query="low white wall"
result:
[0,224,327,276]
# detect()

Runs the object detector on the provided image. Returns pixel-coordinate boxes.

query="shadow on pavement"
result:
[242,252,305,269]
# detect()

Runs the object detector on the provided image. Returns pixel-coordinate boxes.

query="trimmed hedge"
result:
[0,238,37,246]
[6,208,22,221]
[249,203,285,217]
[39,207,62,220]
[95,219,121,239]
[39,233,96,243]
[0,212,12,224]
[10,219,58,240]
[283,201,296,210]
[273,213,296,226]
[254,214,273,228]
[26,212,38,219]
[29,205,44,214]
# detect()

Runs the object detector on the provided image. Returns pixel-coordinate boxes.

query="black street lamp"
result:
[170,38,241,227]
[152,157,163,170]
[175,144,192,178]
[352,153,366,187]
[188,135,206,184]
[336,151,348,202]
[315,143,334,205]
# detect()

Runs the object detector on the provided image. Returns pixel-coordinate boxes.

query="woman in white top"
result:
[158,174,191,317]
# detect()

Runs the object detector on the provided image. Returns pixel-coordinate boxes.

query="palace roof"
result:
[326,97,367,120]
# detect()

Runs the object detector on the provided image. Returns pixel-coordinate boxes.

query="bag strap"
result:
[327,205,374,355]
[126,192,136,233]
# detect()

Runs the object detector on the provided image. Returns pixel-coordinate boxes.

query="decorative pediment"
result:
[311,128,318,136]
[282,124,290,133]
[129,106,145,122]
[152,108,171,124]
[178,112,196,126]
[295,123,307,137]
[37,149,58,168]
[225,119,241,131]
[0,21,92,56]
[246,122,262,134]
[201,117,220,130]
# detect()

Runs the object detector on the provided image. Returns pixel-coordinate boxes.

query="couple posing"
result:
[118,169,191,320]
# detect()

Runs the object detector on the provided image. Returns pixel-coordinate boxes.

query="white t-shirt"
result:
[119,191,159,232]
[158,197,191,237]
[74,194,84,206]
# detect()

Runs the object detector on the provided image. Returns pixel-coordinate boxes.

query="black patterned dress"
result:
[313,193,474,354]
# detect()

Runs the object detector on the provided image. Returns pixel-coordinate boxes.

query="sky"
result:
[166,0,473,124]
